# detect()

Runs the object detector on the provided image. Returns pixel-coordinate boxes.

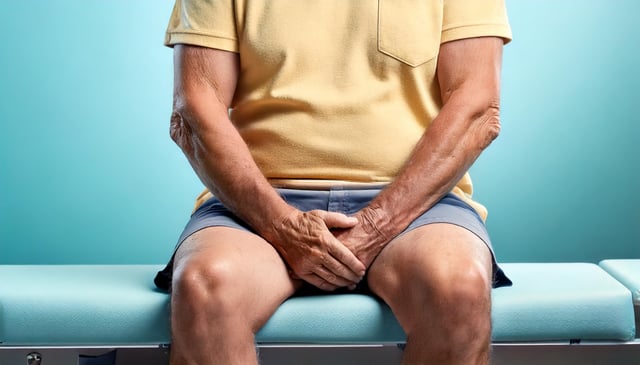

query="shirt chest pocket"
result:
[378,0,443,67]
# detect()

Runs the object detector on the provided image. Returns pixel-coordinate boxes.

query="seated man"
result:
[155,1,513,364]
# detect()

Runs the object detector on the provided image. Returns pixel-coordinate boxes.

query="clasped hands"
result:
[269,208,389,291]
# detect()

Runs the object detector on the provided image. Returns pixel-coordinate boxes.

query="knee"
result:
[172,257,240,311]
[415,259,492,311]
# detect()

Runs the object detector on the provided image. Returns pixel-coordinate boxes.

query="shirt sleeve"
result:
[164,0,239,52]
[441,0,512,44]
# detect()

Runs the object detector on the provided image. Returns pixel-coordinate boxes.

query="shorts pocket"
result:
[378,0,443,67]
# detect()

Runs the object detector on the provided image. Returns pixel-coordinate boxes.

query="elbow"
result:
[484,103,501,146]
[447,84,502,151]
[472,99,501,151]
[169,105,196,156]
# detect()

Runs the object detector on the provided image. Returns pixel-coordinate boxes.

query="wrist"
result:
[257,202,299,246]
[357,206,395,246]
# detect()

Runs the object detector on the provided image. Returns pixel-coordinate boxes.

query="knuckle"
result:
[318,252,330,265]
[325,273,337,284]
[306,210,323,221]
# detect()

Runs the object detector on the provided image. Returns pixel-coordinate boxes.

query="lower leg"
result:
[170,289,260,365]
[401,291,491,365]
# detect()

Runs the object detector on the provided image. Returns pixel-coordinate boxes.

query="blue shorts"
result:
[154,187,511,291]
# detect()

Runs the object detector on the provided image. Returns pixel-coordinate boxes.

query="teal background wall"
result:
[474,1,640,262]
[1,1,638,264]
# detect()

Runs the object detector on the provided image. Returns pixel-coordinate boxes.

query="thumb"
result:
[319,211,359,229]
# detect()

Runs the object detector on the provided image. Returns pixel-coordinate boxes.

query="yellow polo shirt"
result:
[165,0,511,219]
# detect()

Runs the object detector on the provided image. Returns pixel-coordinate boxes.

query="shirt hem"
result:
[441,23,513,45]
[165,32,239,52]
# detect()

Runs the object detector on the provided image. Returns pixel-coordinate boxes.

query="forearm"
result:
[172,102,294,239]
[354,37,504,251]
[169,45,296,241]
[361,93,500,242]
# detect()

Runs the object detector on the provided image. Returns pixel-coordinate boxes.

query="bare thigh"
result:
[172,226,301,332]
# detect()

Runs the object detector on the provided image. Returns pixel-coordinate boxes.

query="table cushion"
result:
[0,265,170,346]
[491,263,635,342]
[0,263,635,346]
[599,259,640,305]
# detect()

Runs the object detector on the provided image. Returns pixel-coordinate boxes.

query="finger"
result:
[326,237,366,278]
[313,264,355,288]
[317,210,359,230]
[310,210,366,280]
[305,272,339,292]
[321,253,363,284]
